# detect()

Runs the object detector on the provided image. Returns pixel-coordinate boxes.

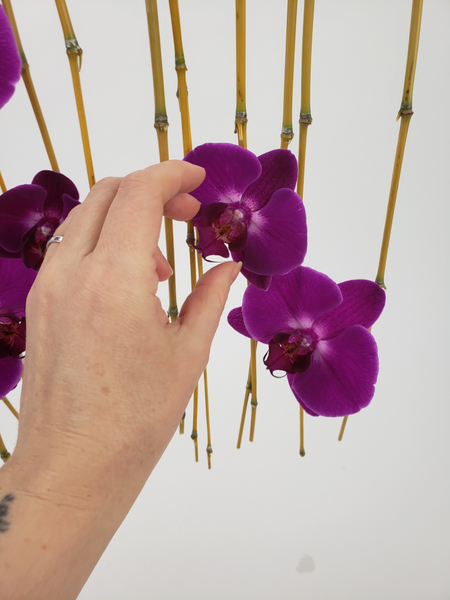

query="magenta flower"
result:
[228,266,385,417]
[184,143,307,290]
[0,6,22,109]
[0,171,80,270]
[0,257,37,398]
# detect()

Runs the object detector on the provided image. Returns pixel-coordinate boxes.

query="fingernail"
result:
[230,261,242,284]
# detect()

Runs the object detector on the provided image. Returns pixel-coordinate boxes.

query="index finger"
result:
[95,160,204,271]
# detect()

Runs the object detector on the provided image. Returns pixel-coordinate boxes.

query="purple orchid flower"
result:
[0,6,22,109]
[184,143,307,290]
[0,257,37,398]
[0,171,80,270]
[228,266,385,417]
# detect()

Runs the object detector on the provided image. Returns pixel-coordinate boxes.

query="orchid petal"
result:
[290,325,379,417]
[32,171,79,221]
[184,143,262,207]
[236,263,272,291]
[194,222,230,259]
[287,379,319,416]
[0,357,23,398]
[0,258,37,316]
[0,7,22,109]
[227,307,252,338]
[242,266,342,343]
[244,188,307,276]
[0,185,47,252]
[241,149,298,211]
[313,279,386,340]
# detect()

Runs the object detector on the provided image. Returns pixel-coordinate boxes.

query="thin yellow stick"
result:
[376,0,423,288]
[196,253,213,468]
[0,432,11,463]
[235,0,247,147]
[299,405,305,456]
[338,415,348,441]
[191,387,199,462]
[168,0,192,156]
[280,0,299,149]
[296,0,315,199]
[145,0,179,323]
[0,171,6,193]
[2,0,59,171]
[54,0,95,188]
[1,397,19,420]
[237,361,252,448]
[249,339,258,442]
[340,2,423,442]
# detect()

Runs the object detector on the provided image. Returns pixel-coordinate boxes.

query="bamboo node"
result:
[299,112,313,126]
[186,231,195,247]
[234,112,248,138]
[281,127,294,143]
[191,431,198,441]
[206,445,213,455]
[299,449,306,457]
[154,114,169,132]
[1,451,11,463]
[397,105,414,121]
[250,398,258,408]
[167,306,179,318]
[375,278,386,290]
[175,57,187,70]
[20,57,29,73]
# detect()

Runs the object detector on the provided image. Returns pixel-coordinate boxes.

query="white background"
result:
[1,1,450,598]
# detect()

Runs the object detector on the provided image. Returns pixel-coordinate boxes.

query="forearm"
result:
[0,441,154,600]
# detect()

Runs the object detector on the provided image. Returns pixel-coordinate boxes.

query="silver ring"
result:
[46,235,64,250]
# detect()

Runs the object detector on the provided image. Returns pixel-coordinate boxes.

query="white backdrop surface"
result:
[1,1,450,599]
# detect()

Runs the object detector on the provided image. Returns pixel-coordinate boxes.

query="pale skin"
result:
[0,161,241,599]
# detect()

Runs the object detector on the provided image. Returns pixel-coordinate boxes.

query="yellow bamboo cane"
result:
[295,0,315,455]
[297,0,315,200]
[235,0,247,147]
[0,171,7,193]
[145,0,179,324]
[280,0,299,149]
[1,397,19,420]
[340,0,423,442]
[54,0,95,188]
[2,0,59,171]
[234,0,257,444]
[0,432,11,462]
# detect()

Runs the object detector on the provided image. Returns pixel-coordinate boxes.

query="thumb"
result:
[177,261,242,356]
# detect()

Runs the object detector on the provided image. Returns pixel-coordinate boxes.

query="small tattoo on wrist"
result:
[0,494,15,533]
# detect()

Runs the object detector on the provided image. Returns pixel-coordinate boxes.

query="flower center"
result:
[212,207,246,243]
[0,315,26,359]
[264,329,317,375]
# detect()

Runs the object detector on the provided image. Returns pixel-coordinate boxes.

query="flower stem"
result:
[145,0,179,323]
[54,0,95,188]
[296,0,315,199]
[2,0,59,171]
[0,432,11,463]
[235,0,247,147]
[280,0,299,149]
[2,397,19,420]
[375,0,423,288]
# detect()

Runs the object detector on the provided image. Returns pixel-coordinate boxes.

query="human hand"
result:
[0,161,240,599]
